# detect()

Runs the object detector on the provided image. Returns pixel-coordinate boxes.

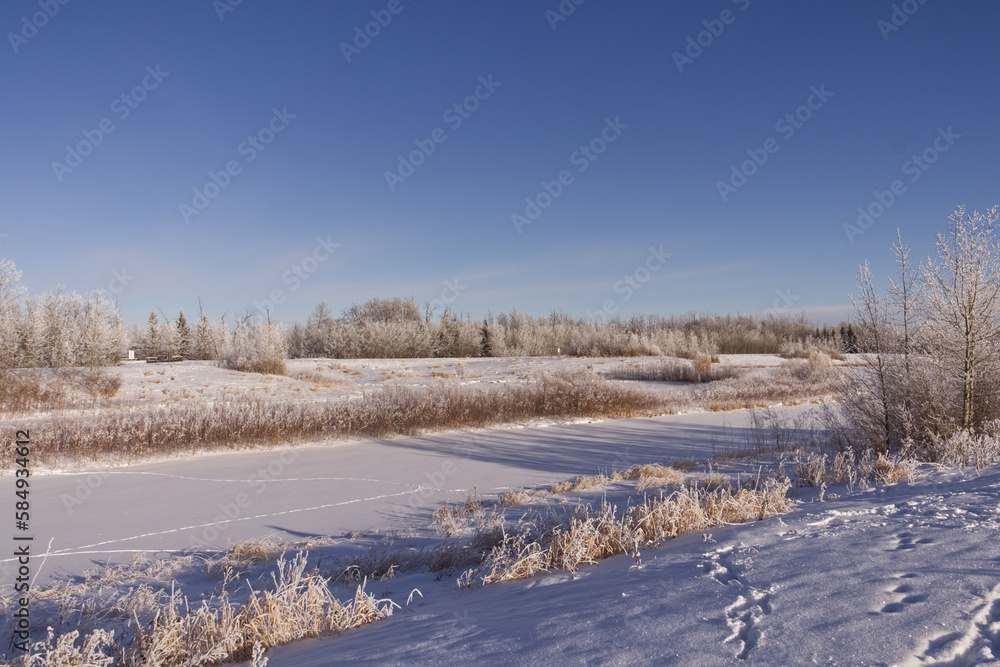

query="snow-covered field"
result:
[253,462,1000,666]
[12,353,839,418]
[5,355,997,665]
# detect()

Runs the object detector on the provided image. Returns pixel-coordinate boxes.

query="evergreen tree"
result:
[176,310,191,359]
[147,310,159,359]
[480,319,494,357]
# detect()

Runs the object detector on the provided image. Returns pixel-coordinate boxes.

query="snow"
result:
[2,356,997,664]
[241,464,1000,666]
[2,406,789,585]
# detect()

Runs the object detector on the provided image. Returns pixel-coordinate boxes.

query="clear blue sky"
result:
[2,0,998,325]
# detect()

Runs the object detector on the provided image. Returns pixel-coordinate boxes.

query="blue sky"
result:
[2,0,998,325]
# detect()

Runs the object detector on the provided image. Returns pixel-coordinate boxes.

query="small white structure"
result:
[127,350,135,361]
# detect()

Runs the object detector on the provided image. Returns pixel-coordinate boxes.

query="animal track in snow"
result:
[703,546,774,661]
[911,582,1000,665]
[892,532,936,551]
[879,573,927,614]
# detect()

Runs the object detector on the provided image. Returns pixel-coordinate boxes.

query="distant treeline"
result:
[0,258,855,372]
[284,297,855,359]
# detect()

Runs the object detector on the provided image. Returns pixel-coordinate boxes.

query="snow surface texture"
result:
[0,407,778,587]
[9,353,836,420]
[245,464,1000,666]
[3,355,991,665]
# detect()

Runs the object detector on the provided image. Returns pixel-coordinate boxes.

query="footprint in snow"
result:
[703,547,773,661]
[892,532,935,551]
[912,583,1000,664]
[878,573,927,613]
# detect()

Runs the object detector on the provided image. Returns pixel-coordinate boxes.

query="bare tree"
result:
[888,229,920,374]
[847,261,896,451]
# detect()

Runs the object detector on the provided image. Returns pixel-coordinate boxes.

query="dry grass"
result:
[695,358,837,412]
[432,490,487,537]
[7,552,397,667]
[780,448,914,489]
[79,371,123,399]
[208,537,288,574]
[0,371,70,415]
[497,489,534,507]
[432,489,484,524]
[606,358,743,384]
[285,369,348,387]
[906,423,1000,469]
[4,370,666,468]
[459,477,791,587]
[549,474,611,494]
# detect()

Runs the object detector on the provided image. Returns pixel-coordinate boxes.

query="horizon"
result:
[3,1,998,327]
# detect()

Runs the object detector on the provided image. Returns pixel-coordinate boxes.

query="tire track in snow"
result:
[703,545,774,661]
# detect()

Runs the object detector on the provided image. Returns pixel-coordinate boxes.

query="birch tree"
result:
[922,205,1000,431]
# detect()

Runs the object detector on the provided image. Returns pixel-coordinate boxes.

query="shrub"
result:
[606,359,743,383]
[693,352,713,375]
[220,322,288,375]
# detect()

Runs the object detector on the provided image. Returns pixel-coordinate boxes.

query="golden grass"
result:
[459,477,791,588]
[497,489,534,507]
[10,552,397,667]
[6,370,667,468]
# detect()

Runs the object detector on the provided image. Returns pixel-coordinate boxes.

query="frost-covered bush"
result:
[220,322,288,375]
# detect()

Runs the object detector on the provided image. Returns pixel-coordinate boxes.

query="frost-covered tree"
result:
[921,205,1000,431]
[78,292,126,372]
[146,311,160,359]
[220,321,287,374]
[0,259,26,374]
[176,310,191,359]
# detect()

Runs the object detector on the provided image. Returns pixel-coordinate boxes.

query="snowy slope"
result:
[252,465,1000,666]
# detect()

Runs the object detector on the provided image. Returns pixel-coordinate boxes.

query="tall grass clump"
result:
[607,356,743,383]
[5,552,396,667]
[459,477,791,587]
